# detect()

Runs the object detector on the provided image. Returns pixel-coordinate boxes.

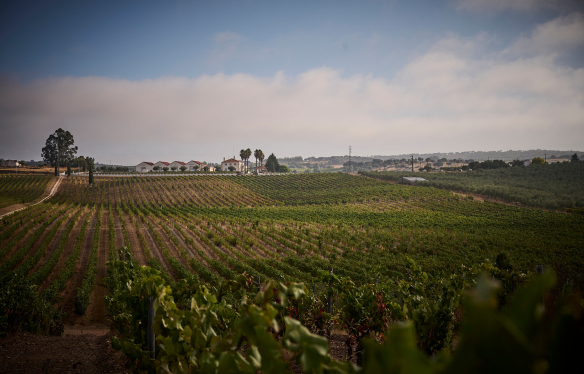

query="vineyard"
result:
[0,173,582,372]
[0,174,54,209]
[359,160,584,210]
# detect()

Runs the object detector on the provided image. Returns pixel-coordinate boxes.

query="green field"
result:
[359,160,584,210]
[1,173,582,372]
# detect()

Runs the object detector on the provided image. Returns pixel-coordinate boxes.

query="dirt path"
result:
[0,176,62,219]
[0,331,126,374]
[123,212,148,266]
[78,209,109,327]
[113,210,125,249]
[58,210,97,324]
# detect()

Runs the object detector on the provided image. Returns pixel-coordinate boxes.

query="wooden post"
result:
[328,268,333,315]
[257,275,261,292]
[535,265,544,311]
[147,296,155,361]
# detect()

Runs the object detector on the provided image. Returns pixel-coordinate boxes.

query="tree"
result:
[258,150,265,170]
[278,165,289,173]
[571,153,580,162]
[66,162,71,177]
[245,148,252,173]
[254,149,261,172]
[193,165,199,171]
[163,167,169,172]
[41,128,78,176]
[532,157,545,165]
[265,153,280,172]
[75,156,87,172]
[171,166,177,171]
[153,166,160,171]
[87,157,95,185]
[239,149,246,172]
[180,166,187,172]
[228,166,235,172]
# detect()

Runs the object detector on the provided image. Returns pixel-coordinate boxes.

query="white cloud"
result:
[505,12,584,56]
[1,25,583,164]
[454,0,574,13]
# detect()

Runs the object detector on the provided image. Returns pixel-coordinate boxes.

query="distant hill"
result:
[279,150,582,165]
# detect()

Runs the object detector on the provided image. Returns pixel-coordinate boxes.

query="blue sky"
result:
[1,0,583,164]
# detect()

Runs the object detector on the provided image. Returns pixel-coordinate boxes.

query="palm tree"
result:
[239,149,246,172]
[258,150,265,171]
[245,148,252,173]
[254,149,260,173]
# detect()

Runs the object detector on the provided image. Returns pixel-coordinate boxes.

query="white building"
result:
[221,158,244,172]
[186,160,204,171]
[169,161,186,171]
[135,161,154,173]
[153,161,170,170]
[0,160,20,167]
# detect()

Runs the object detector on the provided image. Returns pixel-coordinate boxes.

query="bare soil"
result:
[0,331,126,374]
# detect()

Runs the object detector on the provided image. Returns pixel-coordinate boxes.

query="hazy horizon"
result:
[1,0,583,164]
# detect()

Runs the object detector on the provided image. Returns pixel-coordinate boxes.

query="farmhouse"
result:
[0,160,20,167]
[169,161,186,170]
[154,161,170,170]
[135,161,154,173]
[221,158,244,172]
[186,160,209,171]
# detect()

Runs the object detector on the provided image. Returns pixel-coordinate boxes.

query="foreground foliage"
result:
[0,274,64,336]
[105,250,583,373]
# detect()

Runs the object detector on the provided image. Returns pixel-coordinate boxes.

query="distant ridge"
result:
[280,150,582,164]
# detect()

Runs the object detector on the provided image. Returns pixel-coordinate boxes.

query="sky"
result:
[0,0,583,164]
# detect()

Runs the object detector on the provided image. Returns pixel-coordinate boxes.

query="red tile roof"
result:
[223,158,242,163]
[156,161,170,165]
[140,162,154,166]
[172,161,186,165]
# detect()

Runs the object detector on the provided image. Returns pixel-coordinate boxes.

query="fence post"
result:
[328,267,333,315]
[148,296,155,362]
[257,275,261,292]
[327,268,333,339]
[535,265,545,311]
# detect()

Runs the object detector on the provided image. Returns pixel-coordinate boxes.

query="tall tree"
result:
[87,157,95,185]
[239,149,246,172]
[245,148,252,173]
[41,128,78,176]
[254,149,260,172]
[265,153,280,172]
[258,150,265,170]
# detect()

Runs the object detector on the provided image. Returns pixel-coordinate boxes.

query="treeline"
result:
[360,160,584,210]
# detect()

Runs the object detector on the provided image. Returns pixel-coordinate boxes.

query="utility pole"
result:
[544,153,547,163]
[411,155,414,172]
[348,146,351,174]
